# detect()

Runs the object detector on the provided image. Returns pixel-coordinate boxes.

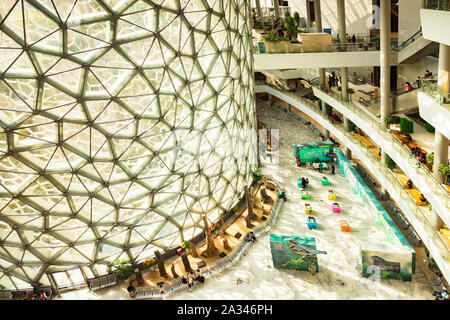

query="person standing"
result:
[416,76,421,88]
[319,162,323,173]
[352,34,356,43]
[331,163,335,174]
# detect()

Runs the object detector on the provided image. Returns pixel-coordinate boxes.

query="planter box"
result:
[264,40,290,53]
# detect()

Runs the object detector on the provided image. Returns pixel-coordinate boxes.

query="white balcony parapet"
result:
[255,84,450,282]
[421,9,450,46]
[311,85,450,228]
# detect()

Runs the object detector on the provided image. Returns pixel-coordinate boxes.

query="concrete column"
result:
[432,44,450,183]
[319,67,326,89]
[255,0,265,28]
[273,0,281,21]
[438,43,449,95]
[380,0,391,128]
[341,67,348,100]
[337,0,346,46]
[306,0,312,28]
[313,0,322,32]
[433,132,449,183]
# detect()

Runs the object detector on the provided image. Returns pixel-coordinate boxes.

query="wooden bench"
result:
[352,132,375,149]
[0,291,12,300]
[369,148,381,161]
[406,189,427,206]
[395,173,410,189]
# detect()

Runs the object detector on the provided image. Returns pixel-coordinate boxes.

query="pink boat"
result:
[332,202,341,213]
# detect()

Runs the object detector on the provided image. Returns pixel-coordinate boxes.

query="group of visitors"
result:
[328,71,340,89]
[300,177,309,189]
[336,33,357,43]
[244,231,257,243]
[424,70,433,78]
[181,269,205,292]
[21,290,49,300]
[433,289,449,300]
[401,82,415,93]
[411,146,427,164]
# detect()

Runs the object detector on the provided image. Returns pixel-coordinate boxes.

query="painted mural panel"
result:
[360,242,415,282]
[269,234,327,273]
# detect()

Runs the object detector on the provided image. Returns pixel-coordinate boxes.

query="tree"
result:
[284,16,297,41]
[438,163,450,184]
[385,154,396,170]
[113,259,135,281]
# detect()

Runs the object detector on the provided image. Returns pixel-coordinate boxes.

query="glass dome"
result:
[0,0,256,289]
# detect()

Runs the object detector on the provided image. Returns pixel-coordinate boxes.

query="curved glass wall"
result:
[0,0,257,289]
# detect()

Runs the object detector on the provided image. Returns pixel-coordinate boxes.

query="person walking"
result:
[331,163,335,174]
[319,162,323,173]
[352,34,356,43]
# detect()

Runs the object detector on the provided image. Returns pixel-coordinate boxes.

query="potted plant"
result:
[438,163,450,184]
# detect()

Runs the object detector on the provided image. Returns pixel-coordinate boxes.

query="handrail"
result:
[310,84,450,212]
[420,75,450,105]
[135,180,285,300]
[392,29,423,51]
[423,0,450,10]
[257,84,450,264]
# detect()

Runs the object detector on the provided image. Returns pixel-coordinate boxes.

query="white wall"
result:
[397,56,439,87]
[398,0,422,44]
[290,0,373,36]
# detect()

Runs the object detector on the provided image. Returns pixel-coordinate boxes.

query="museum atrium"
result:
[0,0,449,300]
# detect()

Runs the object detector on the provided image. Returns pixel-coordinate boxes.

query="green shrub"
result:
[429,257,443,277]
[426,153,434,165]
[384,116,401,126]
[438,163,450,183]
[263,35,289,42]
[325,103,333,116]
[252,167,262,181]
[180,241,190,250]
[113,259,134,281]
[385,154,396,170]
[424,246,429,257]
[348,120,356,132]
[425,122,435,133]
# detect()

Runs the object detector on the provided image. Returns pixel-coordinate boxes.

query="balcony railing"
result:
[254,40,378,54]
[256,84,450,269]
[420,75,450,105]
